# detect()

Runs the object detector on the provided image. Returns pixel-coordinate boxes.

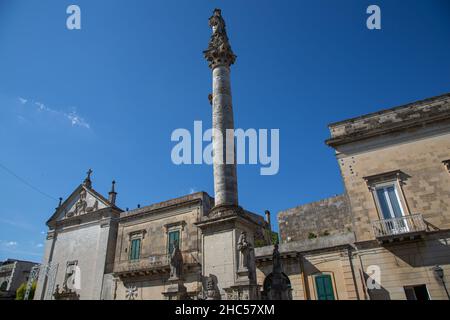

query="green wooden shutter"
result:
[168,231,180,254]
[130,239,141,260]
[315,274,335,300]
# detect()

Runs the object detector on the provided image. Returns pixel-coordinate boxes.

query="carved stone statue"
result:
[76,189,87,213]
[237,231,251,269]
[203,8,236,68]
[263,244,292,300]
[169,240,183,280]
[204,275,219,300]
[237,231,256,283]
[273,243,282,274]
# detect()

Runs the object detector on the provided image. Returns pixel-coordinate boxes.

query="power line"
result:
[0,162,58,201]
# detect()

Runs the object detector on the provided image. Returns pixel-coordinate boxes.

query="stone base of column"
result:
[224,284,261,300]
[163,279,189,300]
[208,204,243,220]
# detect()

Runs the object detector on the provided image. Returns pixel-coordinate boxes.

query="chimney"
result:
[108,180,117,205]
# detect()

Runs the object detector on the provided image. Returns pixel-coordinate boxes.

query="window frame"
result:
[164,221,185,255]
[312,272,337,300]
[404,284,431,300]
[129,238,141,261]
[167,229,181,255]
[373,182,406,220]
[127,230,146,261]
[364,170,411,221]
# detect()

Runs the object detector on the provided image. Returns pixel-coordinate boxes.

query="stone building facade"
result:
[258,93,450,300]
[0,259,38,299]
[34,174,122,300]
[33,9,450,300]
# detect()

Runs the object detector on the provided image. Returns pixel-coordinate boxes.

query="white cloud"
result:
[35,101,48,111]
[66,110,90,129]
[0,240,18,248]
[18,97,91,129]
[189,187,196,194]
[36,243,44,248]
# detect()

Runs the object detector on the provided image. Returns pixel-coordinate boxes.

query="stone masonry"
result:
[278,194,352,243]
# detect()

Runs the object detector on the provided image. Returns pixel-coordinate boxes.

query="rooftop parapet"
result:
[326,93,450,147]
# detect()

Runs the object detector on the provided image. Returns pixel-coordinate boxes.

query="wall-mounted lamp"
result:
[433,265,449,300]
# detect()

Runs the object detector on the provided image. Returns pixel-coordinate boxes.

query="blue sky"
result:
[0,0,449,262]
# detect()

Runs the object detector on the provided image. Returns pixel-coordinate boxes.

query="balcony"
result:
[372,214,427,243]
[113,252,200,278]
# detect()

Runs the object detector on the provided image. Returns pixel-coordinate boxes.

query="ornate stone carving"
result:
[204,275,219,300]
[262,244,292,300]
[169,240,183,280]
[53,283,80,300]
[66,189,99,218]
[204,9,236,69]
[272,243,282,274]
[125,285,138,300]
[237,231,256,283]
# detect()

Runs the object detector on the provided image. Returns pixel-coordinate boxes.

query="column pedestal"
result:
[163,278,189,300]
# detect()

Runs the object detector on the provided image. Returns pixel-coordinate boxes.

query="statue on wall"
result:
[237,231,256,283]
[169,240,183,280]
[273,243,282,274]
[205,275,219,300]
[262,244,292,300]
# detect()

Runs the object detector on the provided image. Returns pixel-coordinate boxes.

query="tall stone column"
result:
[204,8,238,208]
[198,9,260,301]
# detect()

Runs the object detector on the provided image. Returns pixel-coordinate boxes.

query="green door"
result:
[315,274,335,300]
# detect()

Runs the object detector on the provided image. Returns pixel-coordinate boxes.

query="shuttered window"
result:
[315,274,335,300]
[168,230,180,254]
[129,238,141,261]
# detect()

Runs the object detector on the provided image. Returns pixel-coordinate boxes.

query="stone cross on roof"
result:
[83,169,93,189]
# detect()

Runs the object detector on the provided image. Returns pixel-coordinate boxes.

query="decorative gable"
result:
[63,187,108,219]
[48,185,111,225]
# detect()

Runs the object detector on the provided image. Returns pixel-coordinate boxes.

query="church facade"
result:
[34,9,450,300]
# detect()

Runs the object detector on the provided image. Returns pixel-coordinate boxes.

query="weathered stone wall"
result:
[255,233,364,300]
[327,95,450,242]
[358,234,450,300]
[278,195,352,243]
[334,126,450,242]
[45,219,113,300]
[113,192,211,299]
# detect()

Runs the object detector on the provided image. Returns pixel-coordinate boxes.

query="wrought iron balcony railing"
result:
[371,214,426,241]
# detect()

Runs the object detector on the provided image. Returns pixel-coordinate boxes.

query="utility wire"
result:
[0,162,58,201]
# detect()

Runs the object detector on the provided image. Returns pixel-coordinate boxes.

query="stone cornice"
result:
[326,93,450,148]
[119,195,207,223]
